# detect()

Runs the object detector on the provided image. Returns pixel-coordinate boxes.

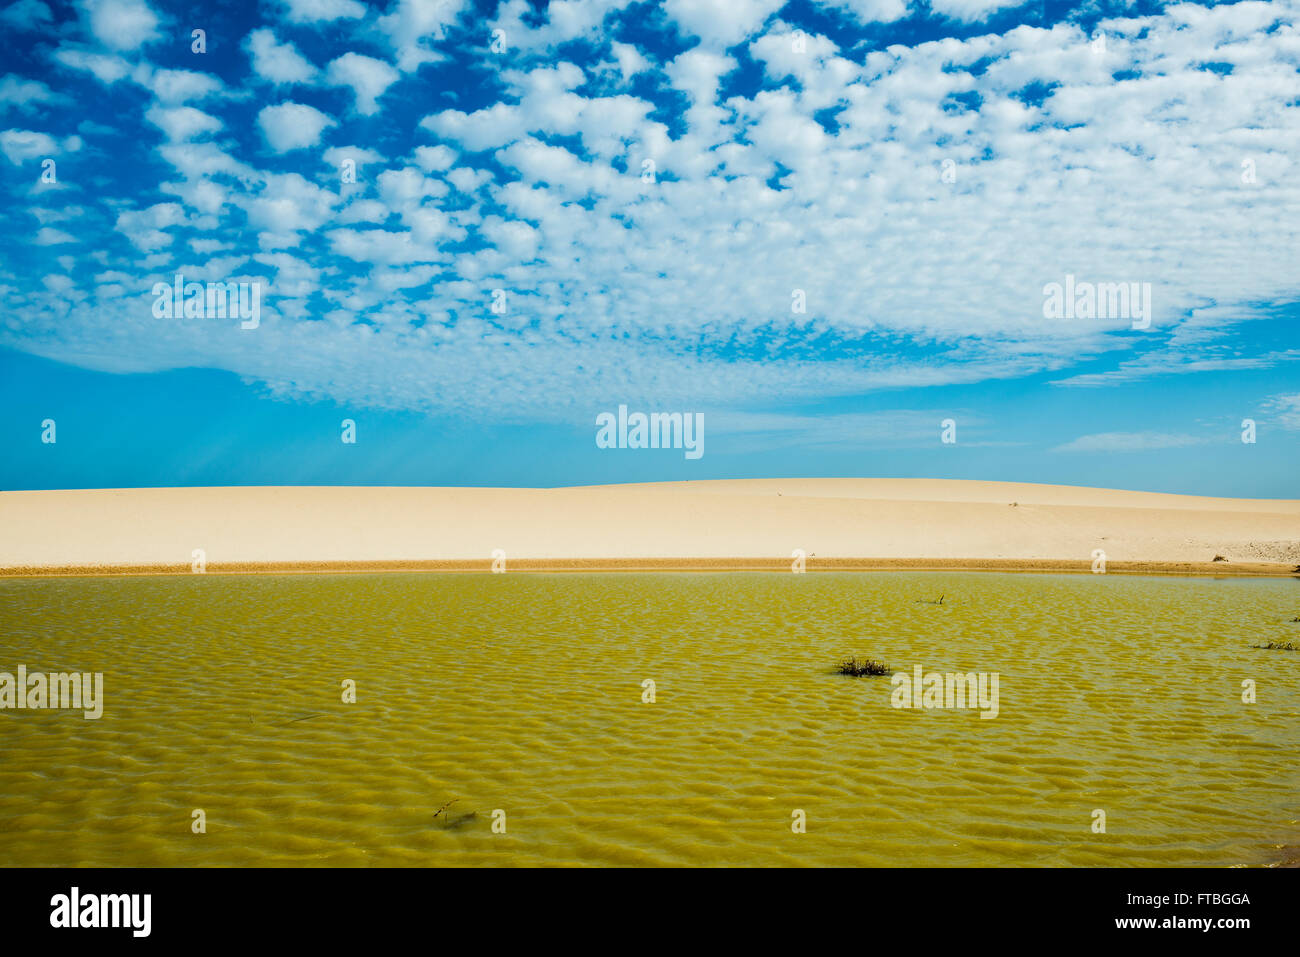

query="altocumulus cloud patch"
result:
[0,0,1297,418]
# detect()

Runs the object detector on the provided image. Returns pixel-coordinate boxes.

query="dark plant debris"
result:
[433,799,477,829]
[837,657,892,676]
[440,811,478,830]
[1252,641,1298,651]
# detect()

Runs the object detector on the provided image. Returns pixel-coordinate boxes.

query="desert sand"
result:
[1,478,1298,576]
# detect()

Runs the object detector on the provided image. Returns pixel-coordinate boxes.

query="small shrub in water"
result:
[837,657,892,676]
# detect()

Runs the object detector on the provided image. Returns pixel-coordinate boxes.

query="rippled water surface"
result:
[1,572,1297,867]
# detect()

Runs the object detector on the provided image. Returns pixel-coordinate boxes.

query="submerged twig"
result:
[276,712,325,726]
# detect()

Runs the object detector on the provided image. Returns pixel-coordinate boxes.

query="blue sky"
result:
[0,0,1296,495]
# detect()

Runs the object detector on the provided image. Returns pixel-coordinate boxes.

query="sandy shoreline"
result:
[2,479,1298,578]
[2,559,1295,578]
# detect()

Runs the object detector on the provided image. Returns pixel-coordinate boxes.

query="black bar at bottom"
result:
[0,866,1282,944]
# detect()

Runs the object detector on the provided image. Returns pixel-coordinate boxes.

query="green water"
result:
[1,571,1297,866]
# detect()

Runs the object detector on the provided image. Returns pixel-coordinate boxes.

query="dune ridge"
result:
[1,479,1297,577]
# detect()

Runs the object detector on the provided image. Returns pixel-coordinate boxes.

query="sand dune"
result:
[1,479,1297,576]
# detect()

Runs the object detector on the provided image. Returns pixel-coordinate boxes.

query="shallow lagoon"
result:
[1,571,1296,866]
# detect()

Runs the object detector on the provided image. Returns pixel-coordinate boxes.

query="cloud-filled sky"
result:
[0,0,1297,494]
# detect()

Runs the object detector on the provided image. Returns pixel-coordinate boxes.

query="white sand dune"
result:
[1,479,1298,575]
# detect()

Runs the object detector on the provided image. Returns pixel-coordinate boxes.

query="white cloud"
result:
[0,0,53,30]
[245,29,320,85]
[326,227,444,266]
[666,48,735,103]
[928,0,1031,22]
[1052,432,1206,453]
[326,52,400,115]
[481,218,540,260]
[79,0,161,51]
[238,172,339,236]
[1262,394,1300,431]
[30,206,85,224]
[145,105,221,141]
[136,67,223,105]
[420,102,527,151]
[446,167,489,192]
[53,46,132,84]
[156,140,256,181]
[497,138,599,194]
[278,0,365,23]
[376,0,468,72]
[713,409,971,451]
[0,128,56,163]
[488,0,629,54]
[665,0,785,48]
[114,202,185,251]
[814,0,907,24]
[421,60,654,159]
[411,144,456,172]
[609,41,650,81]
[0,75,65,112]
[34,226,77,245]
[746,20,871,114]
[323,144,385,180]
[188,239,227,255]
[253,251,322,298]
[4,1,1300,421]
[161,178,229,215]
[257,101,336,152]
[338,199,390,224]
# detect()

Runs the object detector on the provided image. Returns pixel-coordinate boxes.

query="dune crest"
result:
[1,479,1297,576]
